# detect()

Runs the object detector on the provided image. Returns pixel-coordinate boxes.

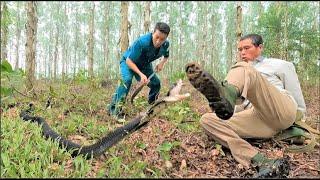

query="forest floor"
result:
[99,80,319,178]
[1,77,319,178]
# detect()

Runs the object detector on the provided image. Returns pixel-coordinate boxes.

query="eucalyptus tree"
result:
[236,2,243,62]
[1,1,10,61]
[180,1,193,64]
[286,2,319,82]
[36,1,54,78]
[177,1,186,72]
[61,2,69,81]
[76,2,91,75]
[103,2,110,75]
[120,2,129,54]
[143,1,151,33]
[100,1,121,79]
[257,2,284,59]
[129,2,143,45]
[13,2,24,70]
[225,2,237,70]
[168,2,179,73]
[256,1,319,82]
[107,2,121,79]
[203,2,210,66]
[242,2,263,36]
[48,1,66,80]
[196,2,205,65]
[208,2,223,79]
[87,2,95,78]
[25,1,37,93]
[71,2,80,77]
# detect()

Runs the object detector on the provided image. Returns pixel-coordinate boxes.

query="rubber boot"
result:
[185,62,238,120]
[251,153,290,178]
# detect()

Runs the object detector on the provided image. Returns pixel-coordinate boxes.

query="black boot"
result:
[185,62,238,120]
[251,153,290,178]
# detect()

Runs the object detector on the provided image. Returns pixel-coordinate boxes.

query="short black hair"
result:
[154,22,170,36]
[240,34,263,47]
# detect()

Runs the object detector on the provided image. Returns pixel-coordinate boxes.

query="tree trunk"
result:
[73,6,79,77]
[236,2,242,62]
[1,2,9,61]
[283,2,288,61]
[88,3,95,78]
[168,1,175,74]
[143,1,151,33]
[197,2,204,65]
[25,1,37,94]
[103,2,110,74]
[15,2,22,70]
[61,3,67,81]
[120,2,129,54]
[48,28,53,79]
[53,27,59,80]
[210,10,217,77]
[258,1,263,20]
[202,2,208,66]
[178,2,183,65]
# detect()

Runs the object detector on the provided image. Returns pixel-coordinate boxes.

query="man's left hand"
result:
[155,63,164,72]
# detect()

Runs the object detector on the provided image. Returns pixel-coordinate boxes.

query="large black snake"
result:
[19,80,189,159]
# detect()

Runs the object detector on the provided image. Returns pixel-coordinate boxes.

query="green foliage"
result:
[1,60,25,103]
[126,160,147,177]
[0,116,77,178]
[72,156,91,176]
[105,155,124,177]
[215,144,225,156]
[156,141,181,161]
[1,60,13,73]
[74,69,89,83]
[1,60,14,99]
[169,70,186,82]
[257,2,319,83]
[0,2,11,30]
[161,101,201,133]
[135,141,147,150]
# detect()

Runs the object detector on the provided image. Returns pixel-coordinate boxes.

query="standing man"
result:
[186,34,306,178]
[108,22,170,119]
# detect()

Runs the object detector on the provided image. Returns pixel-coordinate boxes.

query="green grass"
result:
[1,115,91,178]
[1,75,203,178]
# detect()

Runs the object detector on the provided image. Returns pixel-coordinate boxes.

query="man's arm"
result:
[155,57,168,72]
[282,62,307,114]
[125,39,149,84]
[155,41,170,72]
[126,58,148,84]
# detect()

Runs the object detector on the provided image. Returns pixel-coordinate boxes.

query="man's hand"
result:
[139,73,149,84]
[155,63,164,72]
[155,57,168,72]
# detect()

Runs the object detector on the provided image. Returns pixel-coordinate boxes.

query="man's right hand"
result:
[139,73,149,84]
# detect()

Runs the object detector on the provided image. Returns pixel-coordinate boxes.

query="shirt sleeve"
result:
[282,62,307,113]
[163,41,170,58]
[127,40,143,64]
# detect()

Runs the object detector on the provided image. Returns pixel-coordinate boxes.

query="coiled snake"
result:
[19,79,190,159]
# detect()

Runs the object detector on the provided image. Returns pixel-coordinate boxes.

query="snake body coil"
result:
[19,79,190,159]
[20,110,143,159]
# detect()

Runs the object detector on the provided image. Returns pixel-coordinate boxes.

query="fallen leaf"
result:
[179,159,187,171]
[165,160,173,169]
[58,114,65,120]
[211,149,220,156]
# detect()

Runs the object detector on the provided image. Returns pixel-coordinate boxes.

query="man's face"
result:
[152,29,167,48]
[237,38,262,62]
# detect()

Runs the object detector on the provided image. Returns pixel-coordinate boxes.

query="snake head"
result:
[164,79,190,102]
